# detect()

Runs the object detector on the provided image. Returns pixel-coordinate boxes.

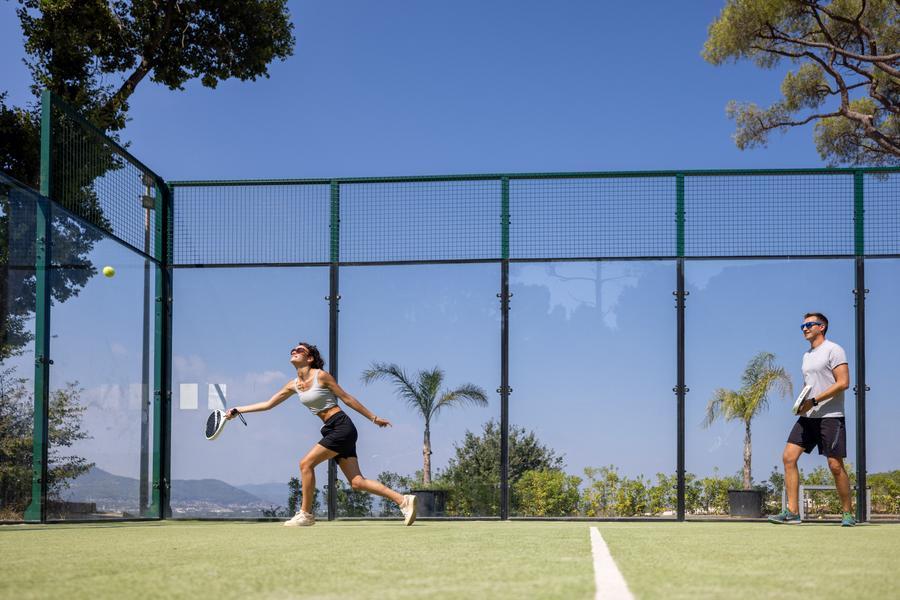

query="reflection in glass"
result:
[170,267,328,518]
[341,265,500,517]
[510,261,676,517]
[685,260,855,519]
[863,260,900,519]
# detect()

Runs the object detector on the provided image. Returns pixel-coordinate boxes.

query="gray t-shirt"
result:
[801,339,848,418]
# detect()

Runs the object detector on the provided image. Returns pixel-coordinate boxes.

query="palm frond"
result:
[432,383,489,420]
[361,362,427,417]
[703,387,744,428]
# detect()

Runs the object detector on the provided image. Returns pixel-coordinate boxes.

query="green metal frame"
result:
[151,182,173,518]
[24,92,54,523]
[24,90,900,524]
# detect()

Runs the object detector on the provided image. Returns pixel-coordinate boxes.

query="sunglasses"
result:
[290,345,309,355]
[800,322,823,330]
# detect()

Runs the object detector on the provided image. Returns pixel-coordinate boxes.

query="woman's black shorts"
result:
[787,416,846,458]
[318,411,358,459]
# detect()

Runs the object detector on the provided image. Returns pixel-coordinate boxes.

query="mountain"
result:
[237,482,290,507]
[63,467,269,506]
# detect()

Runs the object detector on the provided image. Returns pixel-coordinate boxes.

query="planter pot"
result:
[409,489,447,517]
[727,489,765,517]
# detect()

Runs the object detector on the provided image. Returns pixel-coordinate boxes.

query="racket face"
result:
[206,410,227,440]
[792,385,812,414]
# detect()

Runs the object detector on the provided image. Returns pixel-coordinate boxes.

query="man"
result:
[769,312,855,526]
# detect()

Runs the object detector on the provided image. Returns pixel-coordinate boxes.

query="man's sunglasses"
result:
[800,321,823,330]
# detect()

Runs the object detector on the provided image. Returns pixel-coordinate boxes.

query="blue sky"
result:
[2,1,898,512]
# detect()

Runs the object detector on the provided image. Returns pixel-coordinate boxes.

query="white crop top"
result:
[294,370,338,415]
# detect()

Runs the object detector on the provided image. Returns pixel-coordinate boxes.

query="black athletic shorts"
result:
[318,411,358,459]
[787,416,846,458]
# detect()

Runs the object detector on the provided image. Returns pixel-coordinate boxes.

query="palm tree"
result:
[362,363,488,485]
[703,352,793,490]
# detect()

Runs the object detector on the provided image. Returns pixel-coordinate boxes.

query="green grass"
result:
[0,521,593,599]
[599,522,900,599]
[1,520,898,599]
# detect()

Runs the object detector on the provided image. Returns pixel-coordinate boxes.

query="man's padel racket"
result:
[792,385,812,415]
[205,409,247,441]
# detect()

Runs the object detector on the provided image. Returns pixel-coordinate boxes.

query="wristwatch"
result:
[809,397,818,407]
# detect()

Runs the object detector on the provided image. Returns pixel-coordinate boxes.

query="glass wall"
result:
[0,177,38,521]
[685,259,855,518]
[47,206,158,520]
[170,267,329,518]
[340,264,500,517]
[510,261,676,517]
[863,260,900,520]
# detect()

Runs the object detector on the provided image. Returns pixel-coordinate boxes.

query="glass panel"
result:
[864,260,900,520]
[340,265,500,517]
[510,261,676,517]
[48,207,157,520]
[685,260,855,519]
[0,178,38,522]
[170,267,329,518]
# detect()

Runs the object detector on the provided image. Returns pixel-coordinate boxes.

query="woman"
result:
[225,342,417,526]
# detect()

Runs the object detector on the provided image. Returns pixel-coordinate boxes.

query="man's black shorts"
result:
[319,411,358,459]
[787,416,846,458]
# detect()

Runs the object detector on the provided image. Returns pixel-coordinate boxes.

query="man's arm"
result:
[799,363,849,412]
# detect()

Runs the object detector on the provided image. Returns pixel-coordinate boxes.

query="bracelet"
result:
[371,415,378,423]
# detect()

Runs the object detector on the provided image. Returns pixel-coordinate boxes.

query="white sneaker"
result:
[283,510,316,527]
[400,494,417,526]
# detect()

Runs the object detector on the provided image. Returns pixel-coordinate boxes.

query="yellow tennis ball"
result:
[102,266,116,278]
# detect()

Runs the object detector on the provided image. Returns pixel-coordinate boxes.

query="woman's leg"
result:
[337,457,405,505]
[299,444,338,513]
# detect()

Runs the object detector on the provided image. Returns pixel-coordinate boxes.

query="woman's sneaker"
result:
[284,510,316,527]
[400,494,417,526]
[841,512,857,527]
[768,509,801,524]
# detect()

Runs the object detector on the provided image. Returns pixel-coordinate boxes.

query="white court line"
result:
[590,527,634,600]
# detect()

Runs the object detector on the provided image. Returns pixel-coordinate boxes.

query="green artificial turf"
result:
[598,521,900,599]
[2,520,898,599]
[0,521,594,599]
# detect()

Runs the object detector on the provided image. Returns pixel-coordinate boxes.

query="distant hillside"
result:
[63,467,270,506]
[237,482,290,507]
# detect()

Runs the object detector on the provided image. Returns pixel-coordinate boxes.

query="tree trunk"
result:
[423,424,432,485]
[743,421,752,490]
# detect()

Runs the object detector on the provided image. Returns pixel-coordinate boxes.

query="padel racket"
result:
[205,409,247,441]
[792,385,813,415]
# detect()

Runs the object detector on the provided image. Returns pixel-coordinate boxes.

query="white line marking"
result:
[590,527,634,600]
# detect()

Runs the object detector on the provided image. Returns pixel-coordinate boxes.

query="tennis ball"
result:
[102,265,116,278]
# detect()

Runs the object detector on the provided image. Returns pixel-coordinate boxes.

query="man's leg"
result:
[828,457,853,513]
[783,443,805,514]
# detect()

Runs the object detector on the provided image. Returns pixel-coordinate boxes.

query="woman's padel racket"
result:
[205,409,247,441]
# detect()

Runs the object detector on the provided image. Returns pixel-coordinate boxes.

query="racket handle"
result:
[236,410,248,426]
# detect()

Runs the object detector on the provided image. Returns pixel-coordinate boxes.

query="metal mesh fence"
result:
[683,173,856,257]
[339,179,501,263]
[170,170,899,265]
[864,172,900,256]
[48,95,162,260]
[172,183,330,265]
[510,176,676,259]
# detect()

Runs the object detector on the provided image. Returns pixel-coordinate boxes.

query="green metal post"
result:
[151,181,173,518]
[675,174,686,521]
[499,177,510,519]
[25,91,53,523]
[853,171,867,522]
[327,181,340,520]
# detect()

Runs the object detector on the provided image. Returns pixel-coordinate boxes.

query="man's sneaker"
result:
[841,512,857,527]
[768,509,802,524]
[283,510,315,527]
[400,494,417,526]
